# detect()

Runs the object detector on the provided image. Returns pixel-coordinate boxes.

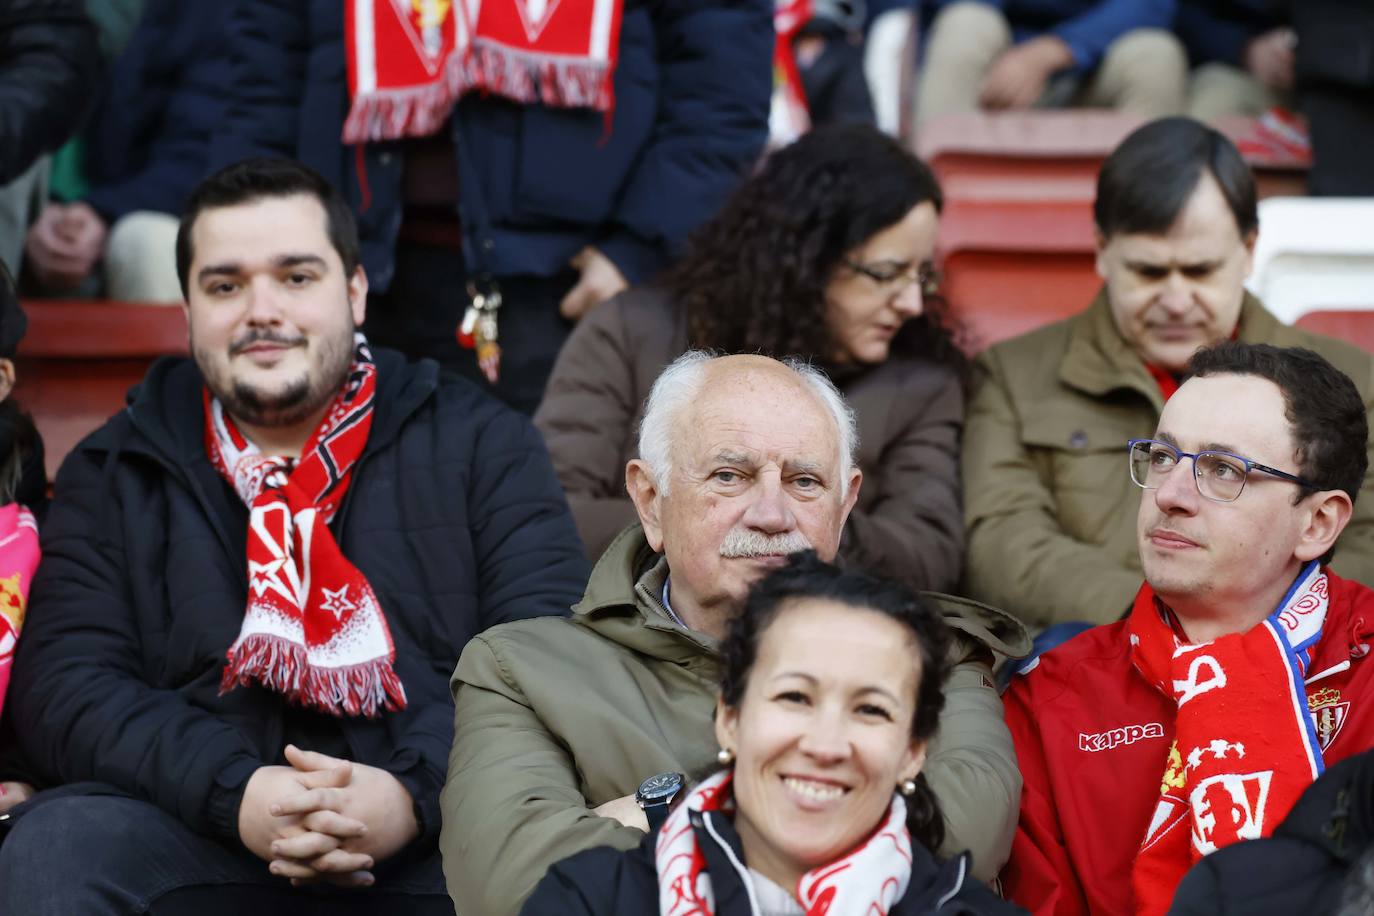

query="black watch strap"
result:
[643,798,672,833]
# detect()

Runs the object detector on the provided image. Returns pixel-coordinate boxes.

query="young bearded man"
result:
[0,159,589,914]
[1002,341,1374,916]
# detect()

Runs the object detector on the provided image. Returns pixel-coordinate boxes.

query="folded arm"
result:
[441,636,645,916]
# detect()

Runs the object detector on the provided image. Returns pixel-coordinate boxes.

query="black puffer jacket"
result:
[6,349,590,854]
[524,809,1026,915]
[0,0,100,183]
[1170,748,1374,916]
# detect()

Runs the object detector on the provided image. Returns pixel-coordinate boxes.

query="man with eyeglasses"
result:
[999,341,1374,916]
[961,117,1374,633]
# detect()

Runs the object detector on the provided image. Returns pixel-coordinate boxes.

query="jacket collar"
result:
[75,348,440,560]
[1057,287,1274,408]
[573,526,1032,666]
[97,346,438,468]
[573,524,721,669]
[686,807,976,915]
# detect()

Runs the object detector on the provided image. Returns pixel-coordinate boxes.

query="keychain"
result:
[458,283,502,385]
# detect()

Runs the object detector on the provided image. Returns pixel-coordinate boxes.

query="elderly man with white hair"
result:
[438,352,1028,916]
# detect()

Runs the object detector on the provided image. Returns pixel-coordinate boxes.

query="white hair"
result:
[636,350,858,499]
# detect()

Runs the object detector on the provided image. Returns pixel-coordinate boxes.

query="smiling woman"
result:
[520,553,1026,916]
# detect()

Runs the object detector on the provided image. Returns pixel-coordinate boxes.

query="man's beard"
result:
[198,328,354,430]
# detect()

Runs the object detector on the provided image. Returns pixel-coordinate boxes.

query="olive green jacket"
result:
[962,288,1374,629]
[441,526,1031,916]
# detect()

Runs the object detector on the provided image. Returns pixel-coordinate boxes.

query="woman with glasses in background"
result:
[534,124,966,592]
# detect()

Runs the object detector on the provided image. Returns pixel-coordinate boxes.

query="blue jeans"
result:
[0,794,451,915]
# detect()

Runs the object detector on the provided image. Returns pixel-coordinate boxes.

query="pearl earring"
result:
[899,778,917,796]
[716,747,736,766]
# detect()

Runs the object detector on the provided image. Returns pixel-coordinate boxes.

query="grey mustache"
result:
[719,529,812,558]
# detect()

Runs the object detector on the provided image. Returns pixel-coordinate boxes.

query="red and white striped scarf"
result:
[656,769,913,915]
[344,0,625,144]
[1131,561,1329,916]
[206,335,406,718]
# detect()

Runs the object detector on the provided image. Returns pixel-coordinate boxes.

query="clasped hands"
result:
[238,745,418,888]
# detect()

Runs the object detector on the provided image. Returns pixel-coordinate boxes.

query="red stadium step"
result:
[14,299,187,481]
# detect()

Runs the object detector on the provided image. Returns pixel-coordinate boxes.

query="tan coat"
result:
[962,288,1374,628]
[440,526,1031,916]
[533,287,967,592]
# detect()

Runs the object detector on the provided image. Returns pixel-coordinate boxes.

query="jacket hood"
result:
[574,526,1032,664]
[923,592,1032,660]
[1275,746,1374,865]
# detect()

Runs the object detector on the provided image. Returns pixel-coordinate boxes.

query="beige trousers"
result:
[1188,62,1286,122]
[915,1,1188,127]
[104,210,182,303]
[0,158,48,277]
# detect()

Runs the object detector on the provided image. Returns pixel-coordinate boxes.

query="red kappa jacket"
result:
[1000,570,1374,915]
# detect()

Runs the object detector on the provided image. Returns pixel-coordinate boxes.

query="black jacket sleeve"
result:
[385,392,589,849]
[465,399,591,629]
[7,443,262,839]
[0,0,101,183]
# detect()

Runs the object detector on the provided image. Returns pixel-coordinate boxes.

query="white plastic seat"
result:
[1248,197,1374,324]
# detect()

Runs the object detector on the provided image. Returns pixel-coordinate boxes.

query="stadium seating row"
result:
[18,112,1373,482]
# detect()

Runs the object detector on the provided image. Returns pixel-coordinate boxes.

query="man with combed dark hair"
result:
[1001,341,1374,915]
[962,116,1374,631]
[0,158,589,913]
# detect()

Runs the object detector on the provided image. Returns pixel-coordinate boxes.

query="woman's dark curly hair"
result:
[718,550,952,854]
[663,123,961,367]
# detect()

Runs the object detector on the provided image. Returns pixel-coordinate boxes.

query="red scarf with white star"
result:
[343,0,625,144]
[1130,562,1328,916]
[206,335,406,717]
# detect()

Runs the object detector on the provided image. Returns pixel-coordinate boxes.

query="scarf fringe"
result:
[343,79,458,146]
[343,42,612,145]
[463,42,612,111]
[220,633,407,719]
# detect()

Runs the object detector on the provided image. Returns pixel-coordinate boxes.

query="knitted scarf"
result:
[344,0,625,144]
[0,503,40,720]
[656,769,913,916]
[770,0,813,146]
[1131,561,1329,916]
[207,335,406,718]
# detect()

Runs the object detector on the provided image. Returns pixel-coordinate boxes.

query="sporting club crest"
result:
[1309,687,1349,753]
[388,0,454,70]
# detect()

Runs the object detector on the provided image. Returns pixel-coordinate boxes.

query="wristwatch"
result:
[635,771,685,832]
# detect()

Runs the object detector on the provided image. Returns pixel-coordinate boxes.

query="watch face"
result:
[638,771,684,804]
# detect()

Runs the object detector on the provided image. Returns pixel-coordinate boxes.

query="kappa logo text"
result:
[1079,722,1166,752]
